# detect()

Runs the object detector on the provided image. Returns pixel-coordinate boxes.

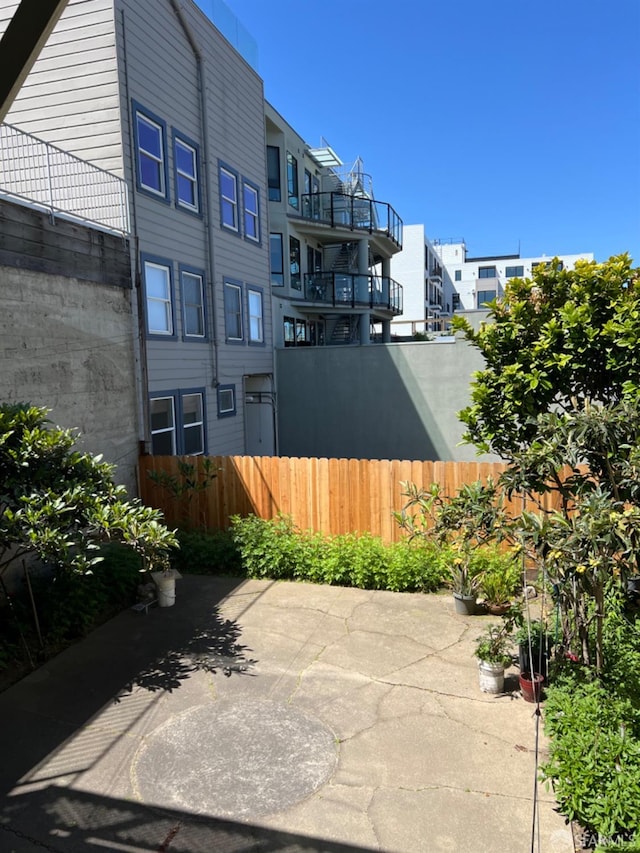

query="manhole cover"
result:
[132,699,338,817]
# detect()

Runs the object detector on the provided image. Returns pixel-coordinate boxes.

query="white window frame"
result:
[224,281,243,341]
[217,385,236,418]
[175,137,199,212]
[181,392,204,455]
[150,396,176,454]
[220,166,239,231]
[144,260,173,335]
[243,181,259,242]
[136,112,166,196]
[247,287,264,343]
[181,269,205,338]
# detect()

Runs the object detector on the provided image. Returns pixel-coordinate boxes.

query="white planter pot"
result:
[151,569,182,608]
[478,660,505,694]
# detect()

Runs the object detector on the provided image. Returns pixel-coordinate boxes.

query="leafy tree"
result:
[0,403,177,597]
[453,255,640,458]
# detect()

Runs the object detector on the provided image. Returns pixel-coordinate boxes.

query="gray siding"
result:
[2,0,273,455]
[2,0,124,176]
[118,0,272,454]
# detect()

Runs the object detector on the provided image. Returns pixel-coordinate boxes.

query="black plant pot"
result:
[518,638,548,682]
[627,577,640,604]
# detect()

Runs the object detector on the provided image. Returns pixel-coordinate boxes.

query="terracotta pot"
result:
[518,638,549,681]
[519,671,544,703]
[486,602,511,616]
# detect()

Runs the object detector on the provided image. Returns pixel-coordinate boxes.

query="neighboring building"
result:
[265,103,404,348]
[391,231,595,331]
[433,239,594,313]
[388,224,447,338]
[1,0,276,458]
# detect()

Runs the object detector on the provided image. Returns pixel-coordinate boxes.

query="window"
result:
[267,145,281,201]
[296,319,307,344]
[180,267,205,338]
[477,290,496,306]
[290,236,301,290]
[182,392,204,454]
[224,280,243,341]
[150,390,206,454]
[478,266,497,279]
[505,265,524,278]
[309,320,325,346]
[307,245,322,275]
[133,102,168,199]
[287,152,298,209]
[454,269,462,282]
[217,384,236,418]
[247,286,264,344]
[150,396,175,454]
[173,132,199,212]
[243,180,260,242]
[284,316,295,346]
[532,260,563,272]
[452,293,461,310]
[143,257,174,337]
[270,233,284,286]
[219,164,239,231]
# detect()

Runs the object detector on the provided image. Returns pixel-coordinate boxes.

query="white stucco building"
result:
[391,228,594,336]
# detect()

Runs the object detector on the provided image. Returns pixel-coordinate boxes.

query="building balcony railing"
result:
[300,192,403,248]
[0,122,130,235]
[303,272,403,315]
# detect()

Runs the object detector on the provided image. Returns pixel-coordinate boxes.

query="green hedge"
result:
[542,673,640,843]
[229,514,450,592]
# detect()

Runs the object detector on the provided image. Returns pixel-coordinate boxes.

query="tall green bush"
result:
[229,514,448,592]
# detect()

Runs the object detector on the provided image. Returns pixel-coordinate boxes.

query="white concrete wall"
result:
[389,224,426,336]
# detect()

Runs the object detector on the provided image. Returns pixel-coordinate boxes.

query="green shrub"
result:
[170,529,242,576]
[229,515,449,592]
[542,676,640,841]
[29,543,143,645]
[475,547,521,604]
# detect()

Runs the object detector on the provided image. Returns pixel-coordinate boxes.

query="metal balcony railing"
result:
[303,272,403,314]
[300,191,403,248]
[0,122,130,235]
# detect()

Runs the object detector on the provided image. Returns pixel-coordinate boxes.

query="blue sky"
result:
[211,0,640,263]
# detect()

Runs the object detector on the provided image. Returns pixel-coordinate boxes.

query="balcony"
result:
[299,192,403,249]
[0,122,129,235]
[302,272,403,315]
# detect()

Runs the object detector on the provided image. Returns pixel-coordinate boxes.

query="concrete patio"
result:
[0,575,574,852]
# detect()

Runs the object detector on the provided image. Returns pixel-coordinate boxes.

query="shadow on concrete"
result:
[0,785,378,852]
[0,577,258,798]
[120,611,257,695]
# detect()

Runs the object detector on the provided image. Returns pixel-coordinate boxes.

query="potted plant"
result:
[149,555,182,608]
[515,619,549,682]
[477,549,521,615]
[448,550,484,615]
[474,622,513,694]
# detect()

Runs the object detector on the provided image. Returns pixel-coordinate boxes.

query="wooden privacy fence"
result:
[138,455,559,544]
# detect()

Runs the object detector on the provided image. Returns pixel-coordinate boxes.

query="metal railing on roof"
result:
[0,122,130,235]
[300,191,403,248]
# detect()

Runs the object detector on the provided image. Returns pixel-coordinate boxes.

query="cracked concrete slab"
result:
[0,576,573,852]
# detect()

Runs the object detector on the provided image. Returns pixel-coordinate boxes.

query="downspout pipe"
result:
[170,0,219,388]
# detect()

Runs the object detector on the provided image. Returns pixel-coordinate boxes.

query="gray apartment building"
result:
[1,0,276,457]
[265,103,404,349]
